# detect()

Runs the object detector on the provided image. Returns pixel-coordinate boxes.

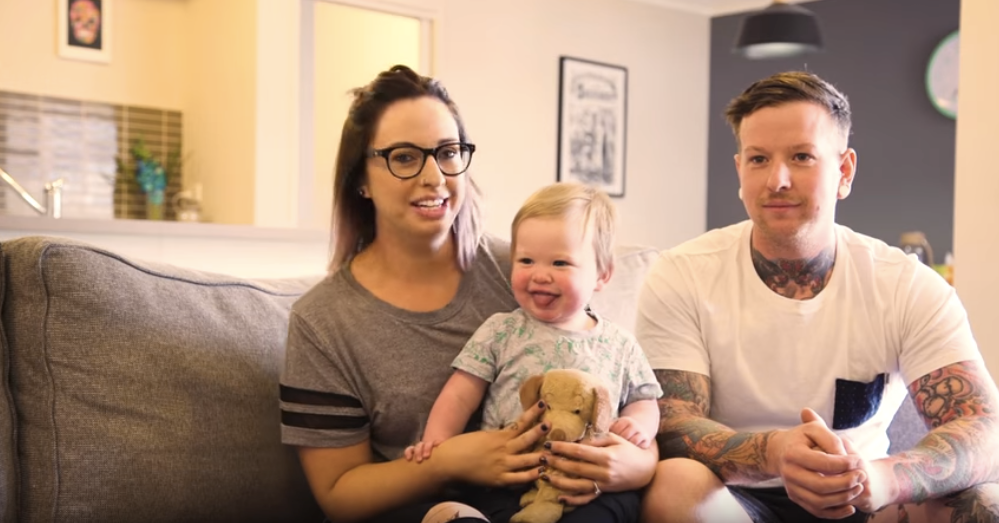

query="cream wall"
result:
[185,0,257,225]
[954,0,999,382]
[434,0,710,249]
[3,0,709,254]
[0,0,187,109]
[257,0,711,249]
[0,0,256,226]
[254,0,302,229]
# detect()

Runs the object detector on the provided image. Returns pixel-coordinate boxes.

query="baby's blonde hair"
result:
[511,182,616,275]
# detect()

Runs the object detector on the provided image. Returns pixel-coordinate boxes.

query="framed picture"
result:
[556,56,628,197]
[57,0,112,64]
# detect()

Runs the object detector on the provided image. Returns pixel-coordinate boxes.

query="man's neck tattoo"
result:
[750,244,836,300]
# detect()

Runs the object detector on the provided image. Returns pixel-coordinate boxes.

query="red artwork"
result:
[58,0,112,63]
[68,0,103,49]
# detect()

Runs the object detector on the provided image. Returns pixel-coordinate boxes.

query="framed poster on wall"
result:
[58,0,112,64]
[556,56,628,197]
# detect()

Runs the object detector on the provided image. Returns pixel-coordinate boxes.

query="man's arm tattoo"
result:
[890,361,999,503]
[655,369,776,485]
[943,486,999,523]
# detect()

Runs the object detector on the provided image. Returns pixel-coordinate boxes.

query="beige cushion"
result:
[592,245,660,332]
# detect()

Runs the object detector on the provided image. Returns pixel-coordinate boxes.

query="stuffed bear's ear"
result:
[519,374,545,411]
[590,383,613,434]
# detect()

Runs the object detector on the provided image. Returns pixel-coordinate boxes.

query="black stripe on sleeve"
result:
[281,410,369,430]
[280,384,363,408]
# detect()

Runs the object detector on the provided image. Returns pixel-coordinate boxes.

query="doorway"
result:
[302,0,434,230]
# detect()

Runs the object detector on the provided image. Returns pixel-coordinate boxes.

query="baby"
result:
[406,182,662,462]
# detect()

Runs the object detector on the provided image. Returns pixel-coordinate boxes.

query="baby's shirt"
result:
[452,308,662,430]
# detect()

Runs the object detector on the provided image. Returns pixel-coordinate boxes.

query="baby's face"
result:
[511,217,608,331]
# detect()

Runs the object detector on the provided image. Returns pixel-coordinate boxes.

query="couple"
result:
[279,65,999,523]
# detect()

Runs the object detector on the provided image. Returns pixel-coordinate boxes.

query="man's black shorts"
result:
[729,486,871,523]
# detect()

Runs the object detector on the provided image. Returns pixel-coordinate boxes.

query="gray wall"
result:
[707,0,959,262]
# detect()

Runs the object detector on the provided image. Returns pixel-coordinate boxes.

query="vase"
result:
[145,190,165,221]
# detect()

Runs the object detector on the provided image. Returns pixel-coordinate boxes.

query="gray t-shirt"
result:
[453,309,663,430]
[279,237,518,462]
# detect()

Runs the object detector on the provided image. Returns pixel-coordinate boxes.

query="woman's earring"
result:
[737,188,743,200]
[358,188,368,198]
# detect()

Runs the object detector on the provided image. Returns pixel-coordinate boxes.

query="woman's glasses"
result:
[368,142,476,180]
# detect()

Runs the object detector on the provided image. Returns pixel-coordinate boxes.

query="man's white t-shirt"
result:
[636,220,982,488]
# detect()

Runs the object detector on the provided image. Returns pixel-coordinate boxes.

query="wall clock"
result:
[925,30,959,119]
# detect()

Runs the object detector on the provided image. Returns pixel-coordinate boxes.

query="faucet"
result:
[0,167,64,219]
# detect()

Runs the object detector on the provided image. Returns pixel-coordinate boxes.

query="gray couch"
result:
[0,235,926,523]
[0,236,324,522]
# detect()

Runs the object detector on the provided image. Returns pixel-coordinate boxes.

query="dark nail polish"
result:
[540,456,547,464]
[541,424,549,432]
[541,474,550,482]
[537,401,545,409]
[538,466,546,474]
[544,441,552,450]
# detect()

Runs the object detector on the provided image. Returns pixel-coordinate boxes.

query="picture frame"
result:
[57,0,112,64]
[556,56,628,197]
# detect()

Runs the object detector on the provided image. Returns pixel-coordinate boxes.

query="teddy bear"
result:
[510,368,613,523]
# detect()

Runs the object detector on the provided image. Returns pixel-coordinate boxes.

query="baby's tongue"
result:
[531,293,556,307]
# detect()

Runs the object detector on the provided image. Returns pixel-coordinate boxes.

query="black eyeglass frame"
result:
[367,142,476,180]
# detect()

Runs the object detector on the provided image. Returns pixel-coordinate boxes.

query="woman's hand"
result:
[542,432,658,506]
[430,400,548,487]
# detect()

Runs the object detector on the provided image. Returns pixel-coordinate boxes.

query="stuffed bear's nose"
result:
[548,428,567,442]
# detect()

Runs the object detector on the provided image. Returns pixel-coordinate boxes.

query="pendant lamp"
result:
[734,0,824,60]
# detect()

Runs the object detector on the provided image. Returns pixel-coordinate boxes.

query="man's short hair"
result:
[725,71,852,149]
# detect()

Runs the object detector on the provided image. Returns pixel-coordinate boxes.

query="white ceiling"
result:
[631,0,822,17]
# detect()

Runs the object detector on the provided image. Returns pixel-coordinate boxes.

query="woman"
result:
[280,65,657,523]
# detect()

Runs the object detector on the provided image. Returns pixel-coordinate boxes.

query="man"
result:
[636,71,999,522]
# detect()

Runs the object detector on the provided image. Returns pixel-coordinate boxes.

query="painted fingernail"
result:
[544,441,552,450]
[541,423,549,432]
[538,401,545,409]
[538,466,546,474]
[540,474,550,482]
[540,456,547,464]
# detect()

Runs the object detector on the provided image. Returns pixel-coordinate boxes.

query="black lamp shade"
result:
[734,2,824,60]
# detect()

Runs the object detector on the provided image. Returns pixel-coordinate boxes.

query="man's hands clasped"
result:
[771,408,892,519]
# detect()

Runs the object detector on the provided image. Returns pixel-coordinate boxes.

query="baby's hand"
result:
[609,416,653,449]
[403,439,441,463]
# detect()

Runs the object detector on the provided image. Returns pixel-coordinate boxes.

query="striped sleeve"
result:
[280,311,370,448]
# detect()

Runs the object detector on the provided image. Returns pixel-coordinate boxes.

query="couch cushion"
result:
[0,236,323,523]
[887,392,927,453]
[591,245,660,332]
